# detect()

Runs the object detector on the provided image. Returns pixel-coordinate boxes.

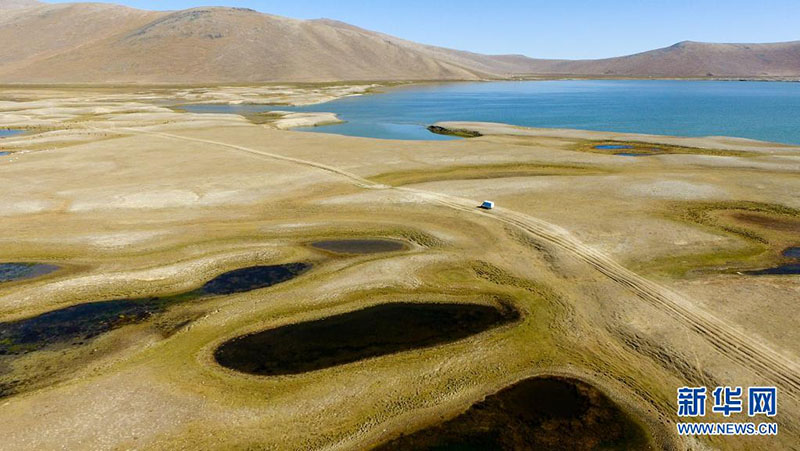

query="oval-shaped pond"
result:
[214,301,520,376]
[377,376,651,450]
[0,263,310,355]
[310,239,407,255]
[200,263,309,295]
[0,263,60,284]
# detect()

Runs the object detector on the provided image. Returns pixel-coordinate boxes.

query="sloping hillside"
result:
[0,1,798,83]
[0,3,490,83]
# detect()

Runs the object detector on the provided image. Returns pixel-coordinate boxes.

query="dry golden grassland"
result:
[0,86,797,450]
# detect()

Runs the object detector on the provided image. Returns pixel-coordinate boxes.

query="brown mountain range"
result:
[1,0,799,83]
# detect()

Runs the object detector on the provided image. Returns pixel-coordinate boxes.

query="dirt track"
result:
[140,128,800,402]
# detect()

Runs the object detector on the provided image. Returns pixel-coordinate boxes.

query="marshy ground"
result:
[0,85,797,450]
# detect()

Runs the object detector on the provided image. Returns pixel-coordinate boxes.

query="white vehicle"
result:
[480,200,495,210]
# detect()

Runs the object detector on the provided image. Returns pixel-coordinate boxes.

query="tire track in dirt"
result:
[139,128,800,400]
[401,189,800,399]
[121,129,389,190]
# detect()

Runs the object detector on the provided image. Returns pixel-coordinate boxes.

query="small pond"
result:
[782,247,800,258]
[214,301,519,376]
[377,376,651,450]
[0,263,60,284]
[310,239,407,255]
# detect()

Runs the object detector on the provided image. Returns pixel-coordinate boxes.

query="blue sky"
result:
[44,0,800,59]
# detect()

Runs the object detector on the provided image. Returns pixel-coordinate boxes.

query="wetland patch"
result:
[310,239,407,255]
[377,376,651,450]
[647,201,800,276]
[214,301,520,376]
[745,247,800,275]
[0,263,59,284]
[0,263,309,355]
[369,163,603,186]
[579,140,746,157]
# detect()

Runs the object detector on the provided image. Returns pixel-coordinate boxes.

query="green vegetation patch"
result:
[677,201,800,244]
[643,201,800,276]
[243,111,287,124]
[370,163,605,186]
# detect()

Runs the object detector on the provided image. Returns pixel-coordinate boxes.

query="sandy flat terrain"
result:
[0,85,798,450]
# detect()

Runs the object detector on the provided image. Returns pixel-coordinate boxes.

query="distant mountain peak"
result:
[1,2,798,83]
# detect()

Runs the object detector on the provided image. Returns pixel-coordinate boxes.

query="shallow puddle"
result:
[0,263,310,355]
[214,302,519,376]
[310,239,407,255]
[0,129,23,139]
[0,263,60,284]
[595,144,634,150]
[377,376,651,450]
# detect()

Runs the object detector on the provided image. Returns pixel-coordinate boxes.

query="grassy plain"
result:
[0,86,798,450]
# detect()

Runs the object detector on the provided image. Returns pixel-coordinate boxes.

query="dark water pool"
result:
[0,263,60,284]
[0,263,310,355]
[310,239,407,255]
[200,263,308,295]
[214,301,519,376]
[377,376,650,450]
[745,264,800,276]
[745,247,800,275]
[783,247,800,259]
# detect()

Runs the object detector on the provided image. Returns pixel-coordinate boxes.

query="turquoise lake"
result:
[183,80,800,144]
